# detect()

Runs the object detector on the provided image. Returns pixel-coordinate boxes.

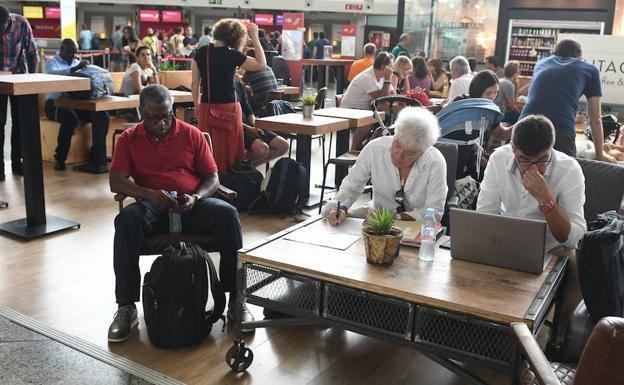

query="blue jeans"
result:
[113,197,243,304]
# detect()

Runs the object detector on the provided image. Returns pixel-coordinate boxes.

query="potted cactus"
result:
[362,208,403,265]
[301,94,316,119]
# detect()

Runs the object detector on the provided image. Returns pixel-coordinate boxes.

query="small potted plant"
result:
[301,94,316,119]
[362,208,403,265]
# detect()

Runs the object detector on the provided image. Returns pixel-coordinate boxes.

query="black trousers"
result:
[44,99,110,163]
[113,197,243,305]
[0,94,22,164]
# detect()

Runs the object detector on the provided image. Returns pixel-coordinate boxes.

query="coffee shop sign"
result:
[420,21,483,30]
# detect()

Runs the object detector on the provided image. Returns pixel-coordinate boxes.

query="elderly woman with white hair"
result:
[322,107,448,225]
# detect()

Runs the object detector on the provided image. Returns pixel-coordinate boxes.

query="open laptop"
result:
[449,208,551,274]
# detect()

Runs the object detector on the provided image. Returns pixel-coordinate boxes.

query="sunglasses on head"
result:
[395,188,406,214]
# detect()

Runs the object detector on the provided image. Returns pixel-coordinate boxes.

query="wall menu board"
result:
[45,7,61,19]
[139,10,160,22]
[255,14,274,26]
[162,10,182,23]
[23,6,44,19]
[559,33,624,105]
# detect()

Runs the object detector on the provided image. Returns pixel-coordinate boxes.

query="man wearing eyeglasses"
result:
[477,114,586,347]
[107,85,248,343]
[322,107,447,224]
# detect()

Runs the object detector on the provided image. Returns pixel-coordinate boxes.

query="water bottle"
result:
[168,191,182,234]
[419,208,437,262]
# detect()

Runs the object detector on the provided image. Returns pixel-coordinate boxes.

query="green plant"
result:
[301,95,317,106]
[159,61,180,71]
[366,208,396,235]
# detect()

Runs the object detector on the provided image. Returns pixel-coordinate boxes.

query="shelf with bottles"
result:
[511,26,557,37]
[511,46,553,50]
[509,48,551,62]
[519,63,535,77]
[510,36,556,48]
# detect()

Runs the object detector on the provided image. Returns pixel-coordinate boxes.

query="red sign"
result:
[139,10,160,22]
[345,3,364,10]
[341,24,356,37]
[162,10,182,23]
[45,7,61,19]
[30,19,61,38]
[255,14,274,26]
[282,13,304,30]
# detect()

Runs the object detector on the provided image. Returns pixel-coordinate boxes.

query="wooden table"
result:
[228,217,567,384]
[300,58,355,94]
[314,107,384,186]
[55,91,194,173]
[255,113,350,205]
[276,85,300,96]
[0,74,90,240]
[430,90,448,99]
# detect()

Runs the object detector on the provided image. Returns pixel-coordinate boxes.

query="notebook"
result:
[393,220,444,247]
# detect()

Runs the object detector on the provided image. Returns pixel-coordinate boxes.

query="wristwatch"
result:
[538,198,555,214]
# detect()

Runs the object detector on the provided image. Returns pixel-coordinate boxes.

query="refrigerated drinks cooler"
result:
[505,20,604,77]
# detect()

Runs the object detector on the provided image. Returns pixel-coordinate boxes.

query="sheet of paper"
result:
[284,218,363,251]
[284,230,360,251]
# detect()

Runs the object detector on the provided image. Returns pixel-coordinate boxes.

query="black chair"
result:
[576,158,624,223]
[556,158,624,362]
[271,55,291,86]
[433,142,459,230]
[114,132,236,255]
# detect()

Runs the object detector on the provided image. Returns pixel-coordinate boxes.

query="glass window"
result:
[404,0,500,62]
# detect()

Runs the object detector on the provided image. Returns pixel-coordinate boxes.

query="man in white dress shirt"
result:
[446,55,474,103]
[322,107,448,224]
[476,114,586,346]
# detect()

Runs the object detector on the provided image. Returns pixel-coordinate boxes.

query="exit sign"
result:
[345,3,364,10]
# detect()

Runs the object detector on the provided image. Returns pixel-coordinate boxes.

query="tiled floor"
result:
[0,316,155,385]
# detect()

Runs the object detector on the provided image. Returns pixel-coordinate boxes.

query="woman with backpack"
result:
[191,19,267,174]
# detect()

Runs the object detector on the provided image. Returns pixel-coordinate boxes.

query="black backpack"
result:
[142,242,226,348]
[249,158,308,216]
[67,65,114,100]
[578,211,624,323]
[219,167,264,211]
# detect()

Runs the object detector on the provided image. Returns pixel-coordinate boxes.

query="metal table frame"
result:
[227,223,568,385]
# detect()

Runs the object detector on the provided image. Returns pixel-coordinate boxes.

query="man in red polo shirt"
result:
[107,85,251,342]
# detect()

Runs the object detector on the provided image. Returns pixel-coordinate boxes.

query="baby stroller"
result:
[436,98,503,181]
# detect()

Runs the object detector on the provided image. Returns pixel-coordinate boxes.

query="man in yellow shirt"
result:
[347,43,376,82]
[141,28,158,57]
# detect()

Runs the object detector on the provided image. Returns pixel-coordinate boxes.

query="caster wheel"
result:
[226,343,254,372]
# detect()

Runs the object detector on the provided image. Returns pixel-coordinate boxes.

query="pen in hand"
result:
[336,201,341,220]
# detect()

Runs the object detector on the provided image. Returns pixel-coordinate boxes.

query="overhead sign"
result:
[162,10,182,23]
[139,10,160,22]
[283,13,304,30]
[345,3,364,11]
[45,7,61,19]
[23,6,44,19]
[255,14,274,26]
[559,33,624,105]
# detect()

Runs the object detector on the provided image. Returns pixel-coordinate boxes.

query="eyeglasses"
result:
[395,188,406,214]
[515,155,552,167]
[142,111,174,124]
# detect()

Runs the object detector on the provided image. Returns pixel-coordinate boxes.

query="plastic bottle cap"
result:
[425,208,436,216]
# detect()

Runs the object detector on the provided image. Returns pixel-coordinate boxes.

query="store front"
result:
[404,0,500,62]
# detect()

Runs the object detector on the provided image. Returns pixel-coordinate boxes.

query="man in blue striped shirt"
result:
[45,39,110,171]
[241,48,278,111]
[0,5,39,179]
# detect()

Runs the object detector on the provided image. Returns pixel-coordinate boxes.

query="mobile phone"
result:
[439,238,451,250]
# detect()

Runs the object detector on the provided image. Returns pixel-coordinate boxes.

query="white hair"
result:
[450,55,471,76]
[393,107,440,153]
